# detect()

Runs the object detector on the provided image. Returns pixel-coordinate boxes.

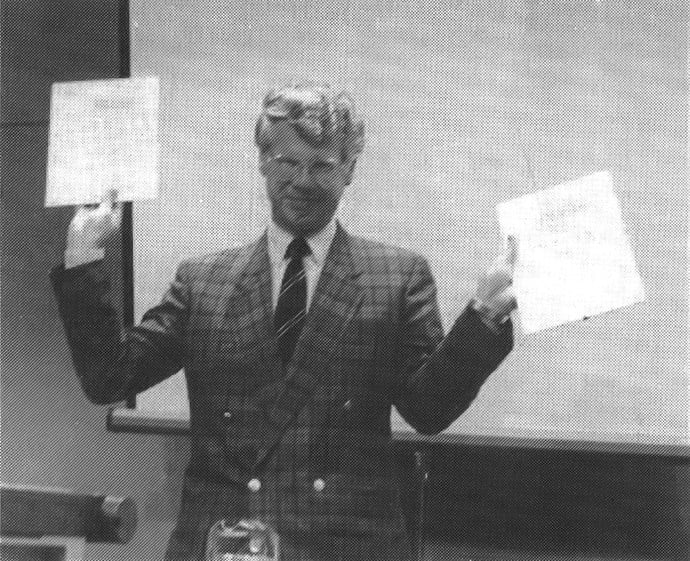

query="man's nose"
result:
[293,164,315,185]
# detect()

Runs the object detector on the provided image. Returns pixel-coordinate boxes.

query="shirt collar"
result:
[267,218,337,266]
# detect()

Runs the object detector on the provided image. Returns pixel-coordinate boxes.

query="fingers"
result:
[69,190,121,234]
[484,286,518,319]
[81,189,119,210]
[505,235,518,269]
[71,206,88,230]
[99,189,122,228]
[490,236,518,274]
[99,188,119,211]
[81,190,121,224]
[474,237,519,321]
[497,286,518,313]
[110,202,123,229]
[477,237,518,307]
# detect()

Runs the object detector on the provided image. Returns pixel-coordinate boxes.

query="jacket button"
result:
[223,411,233,420]
[313,478,325,492]
[247,478,262,492]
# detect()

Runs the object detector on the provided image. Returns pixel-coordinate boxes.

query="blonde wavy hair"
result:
[254,82,365,162]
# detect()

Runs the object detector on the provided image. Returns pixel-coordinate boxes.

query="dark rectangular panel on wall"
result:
[1,0,121,125]
[1,3,182,561]
[393,442,689,560]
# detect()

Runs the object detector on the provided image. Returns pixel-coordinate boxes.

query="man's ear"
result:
[343,158,357,185]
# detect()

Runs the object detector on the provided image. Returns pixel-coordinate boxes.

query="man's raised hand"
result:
[474,235,518,323]
[65,190,122,268]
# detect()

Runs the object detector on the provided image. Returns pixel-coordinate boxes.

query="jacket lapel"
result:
[220,232,282,380]
[290,223,363,371]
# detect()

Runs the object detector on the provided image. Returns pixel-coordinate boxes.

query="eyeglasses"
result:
[266,154,342,183]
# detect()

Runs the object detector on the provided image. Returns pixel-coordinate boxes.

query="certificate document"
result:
[45,77,159,206]
[497,171,645,334]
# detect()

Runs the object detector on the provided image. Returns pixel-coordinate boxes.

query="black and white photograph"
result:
[1,1,688,560]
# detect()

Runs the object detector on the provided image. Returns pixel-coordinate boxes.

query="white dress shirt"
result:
[266,219,337,311]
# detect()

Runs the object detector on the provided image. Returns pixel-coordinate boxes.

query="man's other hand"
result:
[473,235,518,325]
[65,190,122,268]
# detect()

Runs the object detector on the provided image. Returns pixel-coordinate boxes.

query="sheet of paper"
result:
[497,171,645,334]
[45,77,159,207]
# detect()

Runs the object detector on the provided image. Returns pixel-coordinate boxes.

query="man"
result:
[52,83,517,560]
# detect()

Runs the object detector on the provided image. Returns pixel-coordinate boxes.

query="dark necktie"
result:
[274,237,311,365]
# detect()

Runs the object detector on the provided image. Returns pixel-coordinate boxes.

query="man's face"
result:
[260,122,355,237]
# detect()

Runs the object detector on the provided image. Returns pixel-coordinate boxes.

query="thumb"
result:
[489,286,518,318]
[111,202,123,230]
[505,235,518,269]
[98,189,118,213]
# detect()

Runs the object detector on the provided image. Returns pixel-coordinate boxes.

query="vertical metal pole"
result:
[414,450,429,561]
[118,0,136,409]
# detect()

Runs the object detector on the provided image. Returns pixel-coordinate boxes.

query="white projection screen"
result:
[127,0,688,451]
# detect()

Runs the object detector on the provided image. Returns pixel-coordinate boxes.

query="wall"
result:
[1,1,688,560]
[1,2,183,559]
[128,0,689,449]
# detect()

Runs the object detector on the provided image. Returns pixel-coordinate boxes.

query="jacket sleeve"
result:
[50,260,190,405]
[393,254,513,435]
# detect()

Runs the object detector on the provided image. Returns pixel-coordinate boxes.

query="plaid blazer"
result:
[52,223,513,561]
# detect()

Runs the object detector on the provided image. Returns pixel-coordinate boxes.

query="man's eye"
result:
[312,162,336,173]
